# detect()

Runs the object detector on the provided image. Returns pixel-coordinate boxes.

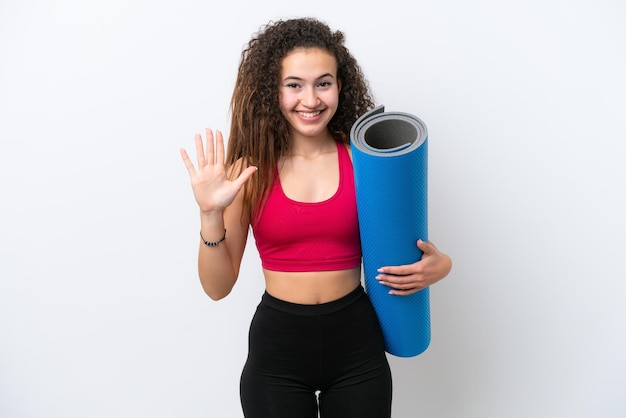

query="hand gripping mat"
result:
[350,105,430,357]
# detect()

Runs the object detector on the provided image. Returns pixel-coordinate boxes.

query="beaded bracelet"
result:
[200,229,227,247]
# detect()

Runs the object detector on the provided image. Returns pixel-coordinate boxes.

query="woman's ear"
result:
[337,78,342,92]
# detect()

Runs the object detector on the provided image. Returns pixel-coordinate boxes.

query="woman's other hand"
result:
[375,240,452,296]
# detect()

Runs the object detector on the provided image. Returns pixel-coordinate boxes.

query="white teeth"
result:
[298,111,320,118]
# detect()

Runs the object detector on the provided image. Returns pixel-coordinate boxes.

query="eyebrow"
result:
[282,73,335,82]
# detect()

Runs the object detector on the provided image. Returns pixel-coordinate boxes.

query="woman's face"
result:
[278,48,341,141]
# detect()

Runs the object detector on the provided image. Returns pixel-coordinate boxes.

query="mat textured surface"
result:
[350,105,431,357]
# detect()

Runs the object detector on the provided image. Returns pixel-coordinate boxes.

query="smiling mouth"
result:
[297,110,321,118]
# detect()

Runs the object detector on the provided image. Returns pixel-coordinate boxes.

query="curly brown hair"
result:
[225,17,374,220]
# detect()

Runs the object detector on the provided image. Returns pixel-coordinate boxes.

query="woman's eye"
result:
[318,81,331,87]
[286,83,301,89]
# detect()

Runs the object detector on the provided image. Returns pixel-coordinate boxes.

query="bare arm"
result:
[180,129,257,300]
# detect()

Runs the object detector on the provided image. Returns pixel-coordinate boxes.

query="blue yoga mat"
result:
[350,105,430,357]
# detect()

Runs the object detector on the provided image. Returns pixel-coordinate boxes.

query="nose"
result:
[300,86,319,108]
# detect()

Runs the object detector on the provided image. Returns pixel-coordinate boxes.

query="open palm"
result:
[180,129,257,214]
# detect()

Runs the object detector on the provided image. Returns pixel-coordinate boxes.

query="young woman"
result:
[180,17,452,418]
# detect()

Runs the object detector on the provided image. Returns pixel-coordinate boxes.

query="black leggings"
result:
[240,285,392,418]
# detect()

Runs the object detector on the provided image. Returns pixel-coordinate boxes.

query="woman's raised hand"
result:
[180,129,257,214]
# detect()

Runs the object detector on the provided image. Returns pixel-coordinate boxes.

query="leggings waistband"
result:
[261,285,366,316]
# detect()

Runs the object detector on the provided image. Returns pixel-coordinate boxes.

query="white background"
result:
[1,0,625,417]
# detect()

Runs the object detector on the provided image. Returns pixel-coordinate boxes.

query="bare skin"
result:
[180,48,451,304]
[180,129,451,303]
[180,129,360,304]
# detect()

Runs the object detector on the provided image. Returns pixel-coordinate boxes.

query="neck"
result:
[289,131,336,157]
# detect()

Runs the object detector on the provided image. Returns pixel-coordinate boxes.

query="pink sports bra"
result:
[251,141,362,272]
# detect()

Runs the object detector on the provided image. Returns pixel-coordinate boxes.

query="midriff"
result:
[263,267,362,304]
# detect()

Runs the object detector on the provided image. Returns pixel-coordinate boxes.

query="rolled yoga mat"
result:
[350,105,430,357]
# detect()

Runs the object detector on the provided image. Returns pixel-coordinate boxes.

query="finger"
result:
[215,130,225,166]
[377,242,430,275]
[179,148,196,174]
[379,276,426,292]
[417,239,434,254]
[389,287,421,296]
[205,128,215,165]
[376,273,416,286]
[195,133,206,167]
[377,264,415,276]
[376,275,423,294]
[232,166,258,189]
